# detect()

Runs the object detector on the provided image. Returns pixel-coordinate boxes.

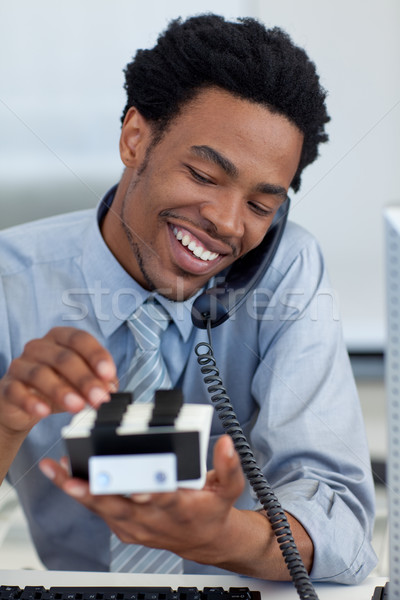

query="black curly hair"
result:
[121,14,330,192]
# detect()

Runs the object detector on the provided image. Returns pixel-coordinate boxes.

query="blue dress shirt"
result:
[0,187,377,583]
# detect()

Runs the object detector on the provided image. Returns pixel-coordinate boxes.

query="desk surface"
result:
[0,570,388,600]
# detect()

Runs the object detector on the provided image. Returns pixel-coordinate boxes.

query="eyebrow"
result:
[255,182,288,200]
[190,144,288,201]
[190,145,238,178]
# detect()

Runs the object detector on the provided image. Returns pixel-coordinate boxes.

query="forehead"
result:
[159,87,304,180]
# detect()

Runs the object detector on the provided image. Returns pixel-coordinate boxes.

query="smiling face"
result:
[102,87,304,301]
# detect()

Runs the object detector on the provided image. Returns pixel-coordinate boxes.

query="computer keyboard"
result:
[0,586,261,600]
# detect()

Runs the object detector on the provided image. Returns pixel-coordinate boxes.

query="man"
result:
[0,14,376,583]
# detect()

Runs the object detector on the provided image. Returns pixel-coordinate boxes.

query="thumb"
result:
[212,434,245,500]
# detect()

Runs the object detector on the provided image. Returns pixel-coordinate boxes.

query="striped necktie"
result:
[110,298,184,574]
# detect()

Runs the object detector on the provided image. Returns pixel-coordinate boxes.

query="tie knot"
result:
[127,299,170,351]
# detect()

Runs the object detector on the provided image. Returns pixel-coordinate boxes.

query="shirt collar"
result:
[155,287,207,343]
[81,185,203,342]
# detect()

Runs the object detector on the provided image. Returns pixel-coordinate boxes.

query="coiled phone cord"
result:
[195,321,319,600]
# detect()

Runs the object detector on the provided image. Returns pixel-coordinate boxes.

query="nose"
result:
[200,191,245,240]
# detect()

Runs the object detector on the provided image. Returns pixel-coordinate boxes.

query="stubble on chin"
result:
[120,220,202,301]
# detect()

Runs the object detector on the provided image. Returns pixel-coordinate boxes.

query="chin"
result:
[151,274,204,302]
[157,283,201,302]
[136,246,212,301]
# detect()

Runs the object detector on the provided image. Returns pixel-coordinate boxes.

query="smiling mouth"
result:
[171,225,220,262]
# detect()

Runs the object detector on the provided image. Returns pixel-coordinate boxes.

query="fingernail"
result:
[65,483,87,498]
[131,493,152,503]
[39,463,55,480]
[108,381,118,393]
[34,402,50,417]
[60,456,70,472]
[97,360,116,379]
[64,393,85,411]
[226,437,235,458]
[89,387,109,405]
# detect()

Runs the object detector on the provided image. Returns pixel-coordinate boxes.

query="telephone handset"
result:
[191,196,319,600]
[191,196,290,329]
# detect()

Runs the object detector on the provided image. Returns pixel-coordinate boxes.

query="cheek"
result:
[145,159,211,209]
[140,178,185,216]
[160,177,203,207]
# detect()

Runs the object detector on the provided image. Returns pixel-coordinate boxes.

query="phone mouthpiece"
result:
[191,290,230,329]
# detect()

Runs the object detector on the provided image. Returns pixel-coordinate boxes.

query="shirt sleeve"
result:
[0,275,12,379]
[249,232,377,583]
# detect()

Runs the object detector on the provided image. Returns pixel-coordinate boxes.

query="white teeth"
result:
[193,246,203,257]
[172,226,219,261]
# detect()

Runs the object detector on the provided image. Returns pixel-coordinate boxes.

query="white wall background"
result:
[0,0,399,351]
[0,0,250,210]
[254,0,400,352]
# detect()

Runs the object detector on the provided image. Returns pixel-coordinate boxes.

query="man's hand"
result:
[39,433,314,578]
[39,435,246,566]
[0,327,118,436]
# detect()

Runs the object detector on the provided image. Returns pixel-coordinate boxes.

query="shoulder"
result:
[271,220,324,275]
[0,209,95,276]
[255,220,328,297]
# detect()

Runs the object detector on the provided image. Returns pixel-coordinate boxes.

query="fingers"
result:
[1,327,118,430]
[1,377,51,419]
[39,442,245,561]
[208,435,245,499]
[39,458,91,500]
[39,458,139,523]
[9,339,113,409]
[44,328,117,386]
[27,328,118,401]
[40,457,188,552]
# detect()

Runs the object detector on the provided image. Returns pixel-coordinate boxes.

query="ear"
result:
[119,107,153,168]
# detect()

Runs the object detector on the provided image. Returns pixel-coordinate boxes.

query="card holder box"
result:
[61,392,214,494]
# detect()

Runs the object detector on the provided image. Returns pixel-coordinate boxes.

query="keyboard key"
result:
[0,587,21,600]
[202,588,224,600]
[19,587,47,600]
[0,586,260,600]
[228,589,254,600]
[177,588,200,600]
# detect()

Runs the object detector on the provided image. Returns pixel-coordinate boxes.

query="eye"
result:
[186,165,214,185]
[248,202,274,217]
